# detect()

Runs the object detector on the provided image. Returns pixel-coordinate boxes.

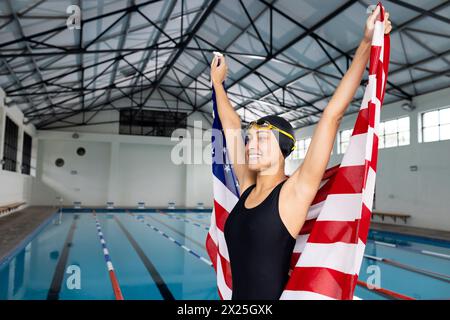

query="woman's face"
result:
[245,128,283,173]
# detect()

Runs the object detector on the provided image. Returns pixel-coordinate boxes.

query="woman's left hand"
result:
[363,5,392,42]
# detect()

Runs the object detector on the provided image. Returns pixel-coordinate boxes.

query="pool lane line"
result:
[138,213,207,250]
[135,213,405,300]
[364,254,450,283]
[151,213,426,300]
[373,240,396,248]
[47,214,79,300]
[357,280,415,300]
[128,211,213,268]
[162,212,209,228]
[373,240,450,260]
[92,210,124,300]
[421,250,450,259]
[113,215,174,300]
[164,211,211,227]
[133,213,414,300]
[156,211,450,289]
[158,210,210,230]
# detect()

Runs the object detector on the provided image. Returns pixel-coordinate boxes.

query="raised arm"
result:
[210,55,255,193]
[280,6,391,236]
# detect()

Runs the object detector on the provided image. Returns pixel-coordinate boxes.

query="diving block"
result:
[73,201,82,209]
[106,202,114,209]
[196,202,204,210]
[168,202,176,210]
[137,202,145,209]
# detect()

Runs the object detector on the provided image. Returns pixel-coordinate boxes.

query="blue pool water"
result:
[0,209,449,300]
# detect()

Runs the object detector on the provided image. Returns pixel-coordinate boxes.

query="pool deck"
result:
[0,206,57,262]
[1,206,449,263]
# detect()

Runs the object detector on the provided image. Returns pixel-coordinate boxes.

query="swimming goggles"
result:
[246,119,296,151]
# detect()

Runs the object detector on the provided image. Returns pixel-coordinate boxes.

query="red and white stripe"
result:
[92,210,124,300]
[206,2,390,300]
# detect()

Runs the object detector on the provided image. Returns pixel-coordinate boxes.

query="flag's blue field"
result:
[0,209,449,300]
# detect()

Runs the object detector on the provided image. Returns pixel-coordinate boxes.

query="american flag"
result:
[205,2,390,300]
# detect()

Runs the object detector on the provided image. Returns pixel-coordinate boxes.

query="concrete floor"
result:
[0,206,57,262]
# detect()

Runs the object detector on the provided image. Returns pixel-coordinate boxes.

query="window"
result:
[379,116,410,149]
[119,109,187,137]
[420,107,450,142]
[2,116,19,172]
[291,137,311,160]
[21,132,32,175]
[338,129,352,154]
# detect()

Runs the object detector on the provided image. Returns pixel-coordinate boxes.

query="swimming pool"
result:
[0,209,449,300]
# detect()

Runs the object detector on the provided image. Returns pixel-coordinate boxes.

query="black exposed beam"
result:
[134,0,220,118]
[0,0,163,49]
[176,0,357,124]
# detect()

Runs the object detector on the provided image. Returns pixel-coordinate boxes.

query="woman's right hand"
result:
[210,55,228,86]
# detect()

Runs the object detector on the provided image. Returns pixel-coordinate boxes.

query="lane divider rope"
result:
[357,280,415,300]
[373,240,450,260]
[157,210,210,231]
[92,210,124,300]
[364,254,450,283]
[128,211,213,267]
[148,212,420,300]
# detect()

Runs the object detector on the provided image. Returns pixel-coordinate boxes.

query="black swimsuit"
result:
[224,180,296,300]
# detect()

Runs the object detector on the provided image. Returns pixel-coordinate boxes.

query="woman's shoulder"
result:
[240,183,256,198]
[239,183,256,198]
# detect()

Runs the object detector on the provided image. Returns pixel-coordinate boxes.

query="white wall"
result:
[114,143,187,206]
[0,88,37,207]
[286,87,450,231]
[31,138,111,206]
[31,130,213,208]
